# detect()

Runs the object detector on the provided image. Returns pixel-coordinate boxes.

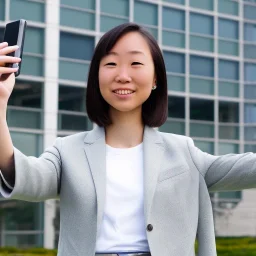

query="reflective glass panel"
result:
[190,13,213,35]
[190,56,214,77]
[60,32,94,60]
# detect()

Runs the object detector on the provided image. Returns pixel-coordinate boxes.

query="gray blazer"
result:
[1,125,256,256]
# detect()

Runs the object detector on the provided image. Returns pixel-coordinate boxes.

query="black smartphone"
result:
[3,19,27,77]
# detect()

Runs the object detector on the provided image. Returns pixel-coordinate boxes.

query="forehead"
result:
[109,31,152,56]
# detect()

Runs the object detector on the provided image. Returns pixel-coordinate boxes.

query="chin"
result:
[110,105,141,113]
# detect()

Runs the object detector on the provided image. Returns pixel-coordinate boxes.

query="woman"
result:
[0,23,256,256]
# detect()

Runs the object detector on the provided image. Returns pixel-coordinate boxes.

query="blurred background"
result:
[0,0,256,250]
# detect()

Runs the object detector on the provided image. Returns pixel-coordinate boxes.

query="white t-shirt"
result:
[95,143,150,253]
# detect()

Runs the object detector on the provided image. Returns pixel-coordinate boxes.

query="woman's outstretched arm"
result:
[187,137,256,192]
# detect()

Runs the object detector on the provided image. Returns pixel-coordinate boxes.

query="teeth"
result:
[114,90,134,95]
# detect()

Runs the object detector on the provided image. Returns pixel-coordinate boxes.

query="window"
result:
[7,80,43,129]
[163,0,185,4]
[1,201,44,247]
[245,84,256,99]
[190,13,213,35]
[11,131,43,156]
[219,101,239,140]
[60,8,95,30]
[245,144,256,153]
[61,0,95,10]
[218,60,239,97]
[168,96,185,118]
[0,27,4,41]
[218,143,239,154]
[60,0,95,30]
[218,18,239,56]
[8,81,42,108]
[219,18,238,39]
[159,96,185,135]
[134,1,157,26]
[163,51,185,74]
[190,56,214,95]
[100,0,129,32]
[190,98,215,138]
[0,0,4,20]
[134,1,158,39]
[59,86,85,112]
[245,127,256,141]
[24,27,44,55]
[190,56,214,77]
[10,0,45,22]
[190,98,214,121]
[101,0,128,16]
[244,24,256,59]
[163,51,185,92]
[244,45,256,59]
[21,27,45,77]
[190,13,214,52]
[59,32,95,81]
[59,32,94,60]
[194,140,214,154]
[58,86,92,131]
[244,4,256,21]
[244,23,256,42]
[244,63,256,81]
[218,0,239,16]
[162,7,185,48]
[219,101,239,123]
[244,103,256,123]
[190,0,213,11]
[163,8,184,31]
[219,60,239,80]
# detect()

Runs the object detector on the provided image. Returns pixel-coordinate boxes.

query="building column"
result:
[43,0,60,249]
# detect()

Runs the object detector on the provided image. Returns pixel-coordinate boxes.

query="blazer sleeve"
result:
[187,137,256,192]
[0,137,62,202]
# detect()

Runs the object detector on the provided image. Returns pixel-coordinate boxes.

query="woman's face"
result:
[99,31,155,115]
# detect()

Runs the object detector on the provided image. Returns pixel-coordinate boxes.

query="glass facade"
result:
[0,0,255,248]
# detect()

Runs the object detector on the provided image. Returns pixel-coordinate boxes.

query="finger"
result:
[0,66,18,74]
[0,56,21,64]
[0,42,8,50]
[0,45,19,55]
[0,57,21,68]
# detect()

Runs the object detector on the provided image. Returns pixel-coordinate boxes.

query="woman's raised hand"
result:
[0,42,21,107]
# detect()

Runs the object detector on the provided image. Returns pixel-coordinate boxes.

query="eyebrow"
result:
[107,50,146,56]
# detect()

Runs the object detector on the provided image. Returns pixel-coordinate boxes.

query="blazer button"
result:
[147,224,153,232]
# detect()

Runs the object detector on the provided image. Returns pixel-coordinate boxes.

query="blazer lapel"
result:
[143,126,165,222]
[83,125,166,233]
[84,126,106,236]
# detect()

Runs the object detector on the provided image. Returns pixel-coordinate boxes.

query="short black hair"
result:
[86,22,168,127]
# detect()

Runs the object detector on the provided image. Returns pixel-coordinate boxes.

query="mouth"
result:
[113,89,135,95]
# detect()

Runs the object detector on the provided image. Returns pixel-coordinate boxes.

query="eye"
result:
[132,62,143,65]
[105,62,116,66]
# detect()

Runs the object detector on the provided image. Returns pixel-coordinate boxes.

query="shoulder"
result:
[157,130,192,146]
[57,131,90,145]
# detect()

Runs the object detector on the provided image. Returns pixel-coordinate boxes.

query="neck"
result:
[105,108,144,148]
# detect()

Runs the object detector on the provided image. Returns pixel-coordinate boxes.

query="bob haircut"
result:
[86,22,168,127]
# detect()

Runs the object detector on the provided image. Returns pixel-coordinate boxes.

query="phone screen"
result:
[4,21,20,56]
[3,20,27,76]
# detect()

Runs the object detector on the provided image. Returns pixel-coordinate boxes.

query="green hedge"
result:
[0,237,256,255]
[0,247,57,256]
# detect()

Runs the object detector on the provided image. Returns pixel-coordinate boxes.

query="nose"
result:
[115,66,132,83]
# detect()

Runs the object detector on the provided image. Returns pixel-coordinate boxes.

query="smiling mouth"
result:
[113,89,135,95]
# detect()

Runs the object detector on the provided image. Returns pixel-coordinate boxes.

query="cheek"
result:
[136,67,155,87]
